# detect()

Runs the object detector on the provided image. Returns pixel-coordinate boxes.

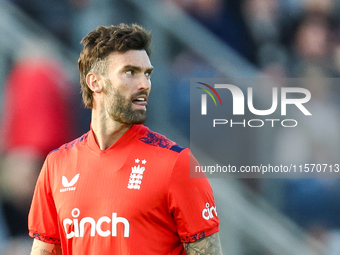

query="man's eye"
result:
[126,70,134,75]
[145,72,151,78]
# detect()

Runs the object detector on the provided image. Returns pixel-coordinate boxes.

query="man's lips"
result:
[132,94,148,109]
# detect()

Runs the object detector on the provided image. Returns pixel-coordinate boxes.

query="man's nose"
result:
[138,75,151,90]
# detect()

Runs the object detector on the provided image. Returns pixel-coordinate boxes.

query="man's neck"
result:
[91,112,132,151]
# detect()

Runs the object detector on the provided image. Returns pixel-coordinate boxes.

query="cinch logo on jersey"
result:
[202,203,217,220]
[63,208,130,239]
[60,174,80,193]
[127,158,147,189]
[197,83,312,128]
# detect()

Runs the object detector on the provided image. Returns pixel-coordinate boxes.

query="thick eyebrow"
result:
[122,65,154,74]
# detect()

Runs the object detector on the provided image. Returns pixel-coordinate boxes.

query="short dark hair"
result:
[78,23,152,108]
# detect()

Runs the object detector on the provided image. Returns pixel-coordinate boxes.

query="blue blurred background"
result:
[1,0,340,254]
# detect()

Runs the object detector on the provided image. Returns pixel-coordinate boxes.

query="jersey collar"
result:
[87,124,147,153]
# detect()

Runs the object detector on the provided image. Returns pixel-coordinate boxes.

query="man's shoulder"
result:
[47,131,90,157]
[138,126,186,154]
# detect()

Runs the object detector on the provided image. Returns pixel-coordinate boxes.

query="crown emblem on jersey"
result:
[131,165,145,175]
[127,159,147,190]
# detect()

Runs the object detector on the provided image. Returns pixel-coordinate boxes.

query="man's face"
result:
[103,50,153,124]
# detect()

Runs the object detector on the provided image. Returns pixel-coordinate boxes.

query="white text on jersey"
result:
[202,203,217,220]
[63,208,130,239]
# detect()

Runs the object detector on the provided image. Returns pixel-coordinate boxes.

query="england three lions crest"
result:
[127,158,147,190]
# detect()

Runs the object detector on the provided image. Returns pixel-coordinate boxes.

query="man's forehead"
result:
[107,50,152,68]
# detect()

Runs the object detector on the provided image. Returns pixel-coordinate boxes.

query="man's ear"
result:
[86,73,103,93]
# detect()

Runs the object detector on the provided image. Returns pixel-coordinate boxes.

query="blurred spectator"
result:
[0,39,76,252]
[241,0,291,73]
[273,82,340,253]
[280,0,336,18]
[302,0,335,15]
[289,12,338,77]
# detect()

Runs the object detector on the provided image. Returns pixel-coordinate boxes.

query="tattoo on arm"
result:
[40,248,55,255]
[39,245,61,255]
[30,239,62,255]
[184,232,223,255]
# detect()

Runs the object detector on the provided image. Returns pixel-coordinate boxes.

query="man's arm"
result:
[30,239,62,255]
[183,232,223,255]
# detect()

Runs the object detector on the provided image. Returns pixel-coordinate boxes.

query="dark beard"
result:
[106,87,147,124]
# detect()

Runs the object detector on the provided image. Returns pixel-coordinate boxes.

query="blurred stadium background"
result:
[1,0,340,254]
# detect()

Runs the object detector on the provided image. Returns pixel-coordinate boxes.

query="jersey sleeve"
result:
[28,156,61,244]
[167,148,219,243]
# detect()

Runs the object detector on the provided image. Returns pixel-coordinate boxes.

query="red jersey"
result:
[28,124,219,254]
